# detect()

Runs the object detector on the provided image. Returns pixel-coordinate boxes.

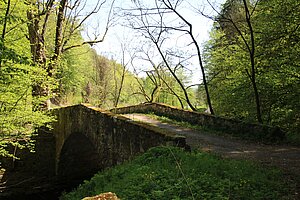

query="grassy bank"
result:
[61,147,293,200]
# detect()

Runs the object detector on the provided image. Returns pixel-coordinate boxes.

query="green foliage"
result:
[204,29,256,121]
[0,0,30,58]
[204,0,300,141]
[0,0,55,157]
[56,45,95,104]
[109,60,145,107]
[141,65,197,109]
[55,47,145,108]
[87,55,144,108]
[254,0,300,136]
[61,147,292,200]
[0,60,55,157]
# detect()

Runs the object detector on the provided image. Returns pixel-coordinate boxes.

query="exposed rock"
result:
[82,192,119,200]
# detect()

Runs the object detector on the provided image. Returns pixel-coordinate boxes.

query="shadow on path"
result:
[123,113,300,197]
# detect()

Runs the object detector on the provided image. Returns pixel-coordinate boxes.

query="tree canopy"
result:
[204,0,300,137]
[1,0,299,158]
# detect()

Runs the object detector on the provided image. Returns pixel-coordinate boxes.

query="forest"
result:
[0,0,299,157]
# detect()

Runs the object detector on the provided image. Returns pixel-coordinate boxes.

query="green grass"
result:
[60,147,293,200]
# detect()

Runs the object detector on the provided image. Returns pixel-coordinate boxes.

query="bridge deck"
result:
[123,113,300,194]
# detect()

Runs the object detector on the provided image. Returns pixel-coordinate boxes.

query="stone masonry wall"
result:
[111,103,285,142]
[53,104,187,174]
[1,104,187,199]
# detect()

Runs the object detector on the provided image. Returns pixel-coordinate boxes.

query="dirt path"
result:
[123,113,300,196]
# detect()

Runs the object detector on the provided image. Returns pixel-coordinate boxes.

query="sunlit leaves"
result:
[204,0,300,136]
[0,61,54,157]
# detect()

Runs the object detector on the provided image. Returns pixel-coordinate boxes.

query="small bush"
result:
[61,147,292,200]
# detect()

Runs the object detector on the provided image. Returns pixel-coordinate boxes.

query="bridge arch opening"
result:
[57,132,101,185]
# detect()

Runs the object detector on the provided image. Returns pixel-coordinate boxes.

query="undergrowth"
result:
[60,146,292,200]
[286,132,300,146]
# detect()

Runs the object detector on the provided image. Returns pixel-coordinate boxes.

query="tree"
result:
[126,0,208,111]
[90,52,112,107]
[202,0,262,122]
[0,0,54,157]
[113,43,129,108]
[135,46,186,108]
[0,0,116,157]
[25,0,115,106]
[204,0,300,134]
[254,0,300,132]
[55,41,95,105]
[204,29,256,119]
[80,52,143,108]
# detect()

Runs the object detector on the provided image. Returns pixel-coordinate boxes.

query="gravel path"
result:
[123,113,300,197]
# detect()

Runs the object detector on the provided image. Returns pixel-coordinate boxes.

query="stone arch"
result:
[57,132,101,185]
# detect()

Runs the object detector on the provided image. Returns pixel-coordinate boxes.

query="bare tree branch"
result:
[62,0,116,53]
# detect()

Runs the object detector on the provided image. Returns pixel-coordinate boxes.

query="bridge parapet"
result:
[111,103,285,142]
[0,104,187,198]
[53,104,187,178]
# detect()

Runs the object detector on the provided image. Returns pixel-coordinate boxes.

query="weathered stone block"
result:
[111,103,285,142]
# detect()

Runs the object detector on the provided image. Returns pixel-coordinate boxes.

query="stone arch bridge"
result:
[0,103,186,199]
[1,103,283,199]
[52,104,186,182]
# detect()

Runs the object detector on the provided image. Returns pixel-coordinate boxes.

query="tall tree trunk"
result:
[0,0,11,68]
[114,65,126,108]
[26,10,46,66]
[162,1,214,114]
[26,3,48,101]
[1,0,10,42]
[192,33,214,115]
[154,42,196,111]
[49,0,67,76]
[243,0,263,123]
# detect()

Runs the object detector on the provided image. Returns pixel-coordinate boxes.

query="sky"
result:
[82,0,226,85]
